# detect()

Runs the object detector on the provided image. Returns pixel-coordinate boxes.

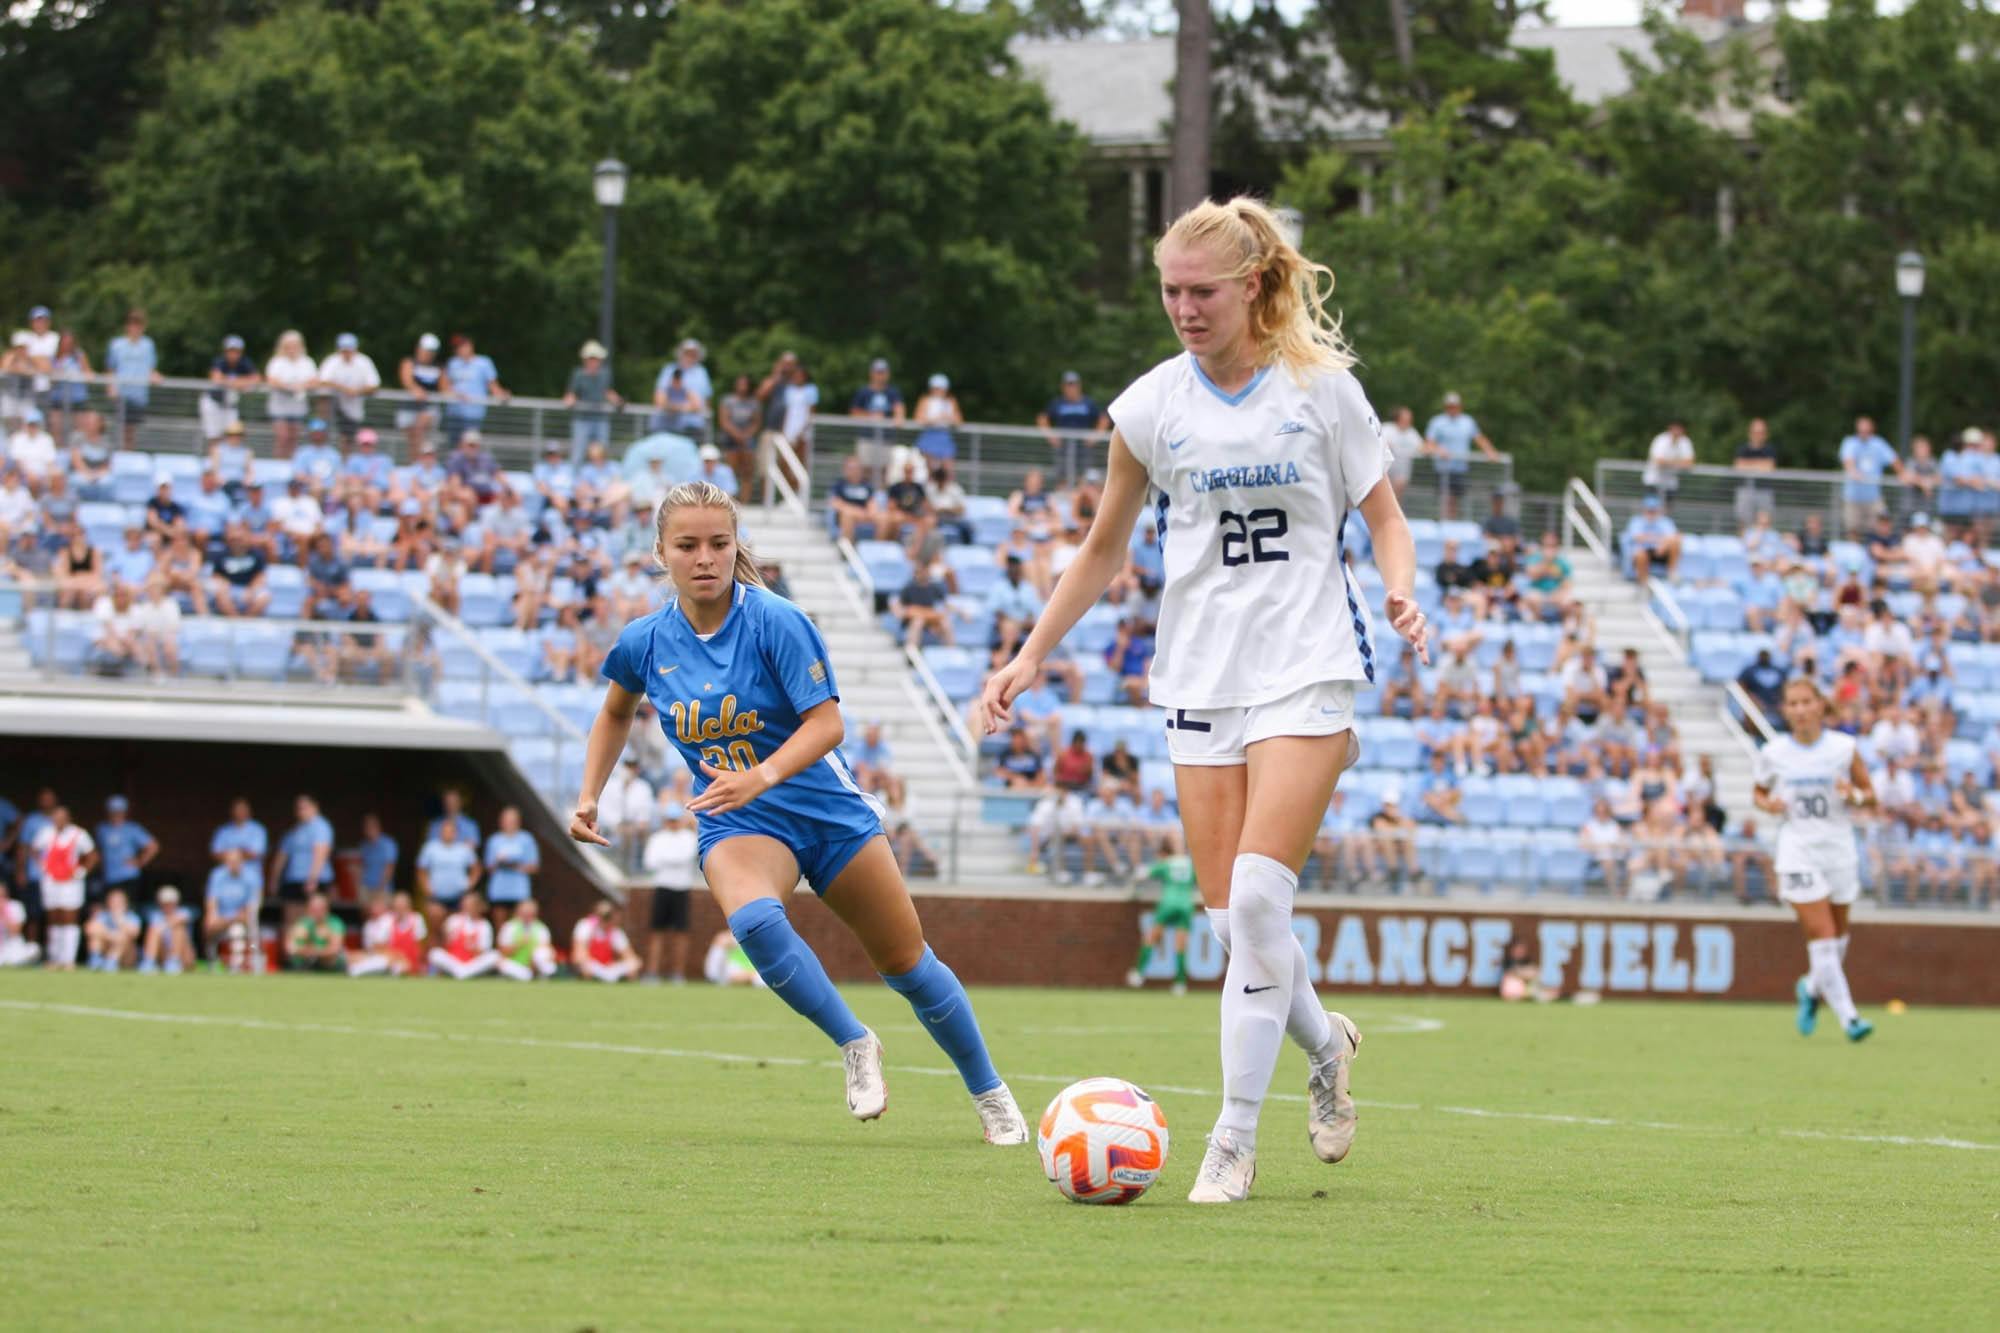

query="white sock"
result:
[53,924,80,966]
[348,954,390,977]
[1836,934,1849,963]
[1807,938,1859,1025]
[1206,905,1335,1067]
[1213,854,1298,1146]
[497,958,532,982]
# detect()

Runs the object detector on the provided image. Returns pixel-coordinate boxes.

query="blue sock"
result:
[881,947,1001,1095]
[726,899,868,1048]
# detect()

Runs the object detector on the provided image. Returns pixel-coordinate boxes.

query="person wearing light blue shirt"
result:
[105,310,160,448]
[293,432,343,491]
[483,807,539,916]
[357,813,398,897]
[416,821,480,928]
[654,342,713,438]
[1421,392,1499,520]
[444,337,508,440]
[983,556,1044,631]
[203,847,261,954]
[271,794,334,906]
[106,527,156,591]
[427,789,480,847]
[697,447,739,498]
[94,796,157,899]
[211,798,269,880]
[1837,416,1902,530]
[342,430,393,489]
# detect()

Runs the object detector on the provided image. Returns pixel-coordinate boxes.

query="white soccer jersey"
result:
[1753,731,1860,873]
[1109,353,1389,709]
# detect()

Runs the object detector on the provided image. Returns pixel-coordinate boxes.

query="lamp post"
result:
[1894,250,1925,452]
[593,159,629,362]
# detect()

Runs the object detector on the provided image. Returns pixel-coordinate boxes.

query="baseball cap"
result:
[224,420,246,436]
[699,444,722,461]
[399,498,422,516]
[307,417,328,432]
[106,795,129,813]
[336,332,359,351]
[869,357,890,374]
[28,305,50,320]
[356,427,378,446]
[678,338,704,355]
[22,407,42,425]
[223,334,245,350]
[158,886,180,904]
[460,428,482,443]
[1061,369,1081,384]
[416,332,440,352]
[1642,494,1662,509]
[1443,391,1463,406]
[1965,427,1985,445]
[579,339,608,360]
[1911,512,1931,527]
[928,374,949,390]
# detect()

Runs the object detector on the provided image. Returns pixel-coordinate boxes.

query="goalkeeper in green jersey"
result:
[1126,844,1197,994]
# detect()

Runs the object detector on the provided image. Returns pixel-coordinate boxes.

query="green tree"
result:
[71,0,614,383]
[613,0,1094,417]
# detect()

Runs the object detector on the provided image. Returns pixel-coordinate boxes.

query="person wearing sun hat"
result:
[913,372,962,463]
[564,338,623,454]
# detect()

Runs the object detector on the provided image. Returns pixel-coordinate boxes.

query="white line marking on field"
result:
[4,999,1993,1153]
[1018,1014,1446,1038]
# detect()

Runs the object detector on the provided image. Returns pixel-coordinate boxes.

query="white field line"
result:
[3,999,1993,1154]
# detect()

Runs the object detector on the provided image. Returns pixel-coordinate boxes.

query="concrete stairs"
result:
[1566,548,1757,820]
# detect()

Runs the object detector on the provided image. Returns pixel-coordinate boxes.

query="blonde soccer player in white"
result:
[1754,676,1879,1042]
[979,197,1430,1204]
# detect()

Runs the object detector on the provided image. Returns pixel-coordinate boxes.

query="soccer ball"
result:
[1037,1077,1169,1205]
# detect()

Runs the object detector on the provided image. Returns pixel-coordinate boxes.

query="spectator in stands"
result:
[139,885,195,973]
[197,844,258,959]
[261,330,319,458]
[1036,369,1107,481]
[1423,391,1500,519]
[1731,416,1778,524]
[884,456,935,559]
[445,428,501,508]
[1416,751,1465,825]
[843,722,903,810]
[45,329,97,445]
[1627,495,1682,584]
[642,804,698,983]
[269,795,334,931]
[1579,799,1625,891]
[429,891,498,978]
[8,407,57,489]
[494,898,557,981]
[443,336,508,443]
[430,789,479,845]
[697,443,739,498]
[89,583,148,676]
[561,339,622,453]
[1607,646,1648,717]
[1100,737,1140,801]
[1027,729,1096,881]
[284,892,347,971]
[715,373,761,491]
[1379,405,1424,499]
[599,755,654,869]
[926,460,972,547]
[0,883,39,968]
[104,523,154,596]
[1523,531,1573,622]
[84,888,142,971]
[477,485,534,576]
[995,726,1045,789]
[1433,538,1476,594]
[354,813,397,899]
[778,359,818,464]
[1363,793,1420,891]
[890,557,952,652]
[912,373,962,466]
[424,534,466,617]
[0,462,32,543]
[1008,468,1056,541]
[1105,617,1153,705]
[1081,779,1138,883]
[45,518,97,611]
[985,554,1042,657]
[482,806,538,927]
[849,356,906,481]
[103,309,161,449]
[653,339,712,440]
[1642,419,1695,508]
[417,816,480,936]
[827,455,881,544]
[1482,488,1522,547]
[315,333,379,442]
[200,335,260,444]
[207,523,270,617]
[209,796,269,884]
[1838,415,1903,535]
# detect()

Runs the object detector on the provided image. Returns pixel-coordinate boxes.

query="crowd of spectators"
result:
[1636,414,2000,906]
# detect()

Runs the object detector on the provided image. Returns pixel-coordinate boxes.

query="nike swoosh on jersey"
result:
[658,665,678,675]
[1168,435,1191,452]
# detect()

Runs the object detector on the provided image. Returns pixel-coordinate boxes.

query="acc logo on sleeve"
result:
[808,659,827,685]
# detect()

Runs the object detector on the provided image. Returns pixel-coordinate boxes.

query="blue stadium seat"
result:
[1536,830,1588,891]
[1498,776,1546,827]
[438,638,486,681]
[183,624,232,677]
[1138,759,1175,800]
[856,541,912,595]
[1460,777,1504,826]
[251,458,292,487]
[264,565,306,619]
[234,627,291,680]
[1543,778,1591,829]
[945,545,999,598]
[457,573,507,627]
[349,568,410,621]
[1945,739,1993,785]
[1492,831,1535,884]
[1069,604,1121,656]
[921,646,978,701]
[1369,719,1421,772]
[477,627,541,681]
[509,737,559,791]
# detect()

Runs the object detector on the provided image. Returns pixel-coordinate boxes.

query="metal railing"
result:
[1645,577,1692,655]
[1594,458,1947,542]
[1561,476,1614,562]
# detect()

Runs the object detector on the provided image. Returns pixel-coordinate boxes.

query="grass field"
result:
[3,972,1996,1330]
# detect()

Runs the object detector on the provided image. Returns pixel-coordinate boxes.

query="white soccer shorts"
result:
[1164,680,1358,767]
[1777,862,1861,906]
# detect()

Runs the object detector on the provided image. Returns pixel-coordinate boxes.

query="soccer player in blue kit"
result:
[570,480,1029,1145]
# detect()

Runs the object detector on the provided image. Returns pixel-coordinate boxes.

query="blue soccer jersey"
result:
[601,582,882,855]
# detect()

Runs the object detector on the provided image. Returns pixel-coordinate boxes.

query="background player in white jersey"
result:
[1753,677,1878,1042]
[980,196,1429,1203]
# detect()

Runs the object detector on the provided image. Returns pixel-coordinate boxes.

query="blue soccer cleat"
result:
[1795,975,1820,1036]
[1844,1017,1875,1043]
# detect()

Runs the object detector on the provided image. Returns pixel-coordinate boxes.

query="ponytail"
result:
[653,480,765,593]
[1155,195,1355,381]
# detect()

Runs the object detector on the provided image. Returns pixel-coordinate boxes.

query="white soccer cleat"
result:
[841,1028,887,1121]
[972,1083,1030,1145]
[1307,1010,1363,1164]
[1124,968,1144,988]
[1186,1129,1257,1203]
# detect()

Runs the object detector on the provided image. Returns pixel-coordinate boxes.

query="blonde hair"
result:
[275,328,306,359]
[653,480,764,592]
[1155,196,1355,380]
